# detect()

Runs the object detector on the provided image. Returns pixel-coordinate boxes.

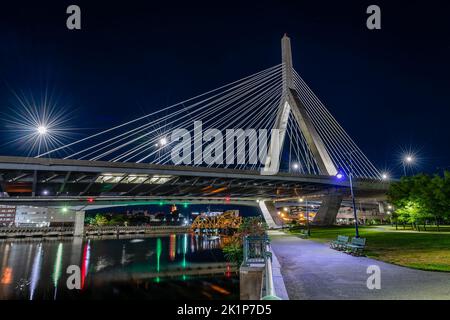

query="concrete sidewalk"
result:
[270,233,450,300]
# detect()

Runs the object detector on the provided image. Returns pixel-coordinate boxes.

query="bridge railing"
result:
[0,227,73,233]
[85,225,189,231]
[242,235,280,300]
[0,225,190,236]
[242,235,269,266]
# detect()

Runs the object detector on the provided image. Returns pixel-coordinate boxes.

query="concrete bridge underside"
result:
[0,156,388,227]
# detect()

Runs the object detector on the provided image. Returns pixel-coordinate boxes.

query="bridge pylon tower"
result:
[262,34,338,176]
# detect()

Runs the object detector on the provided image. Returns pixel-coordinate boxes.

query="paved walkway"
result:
[270,233,450,300]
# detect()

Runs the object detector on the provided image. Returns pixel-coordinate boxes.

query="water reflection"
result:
[0,234,237,300]
[52,243,63,299]
[80,241,90,290]
[29,244,42,300]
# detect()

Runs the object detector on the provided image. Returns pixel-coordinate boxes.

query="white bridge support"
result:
[313,191,343,226]
[259,201,283,229]
[263,34,337,176]
[378,202,385,214]
[74,210,85,237]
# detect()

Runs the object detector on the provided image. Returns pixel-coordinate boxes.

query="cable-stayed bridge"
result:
[0,35,388,228]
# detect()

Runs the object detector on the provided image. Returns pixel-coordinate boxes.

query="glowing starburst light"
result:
[1,89,76,157]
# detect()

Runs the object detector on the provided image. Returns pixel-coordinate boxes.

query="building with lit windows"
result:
[0,205,16,227]
[14,206,75,227]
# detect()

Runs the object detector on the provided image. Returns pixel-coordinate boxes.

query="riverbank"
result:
[0,225,191,239]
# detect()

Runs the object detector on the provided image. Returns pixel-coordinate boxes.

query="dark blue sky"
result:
[0,0,449,176]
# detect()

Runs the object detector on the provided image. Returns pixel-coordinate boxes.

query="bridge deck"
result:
[0,156,388,205]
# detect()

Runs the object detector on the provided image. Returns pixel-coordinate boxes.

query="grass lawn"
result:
[289,225,450,272]
[381,225,450,233]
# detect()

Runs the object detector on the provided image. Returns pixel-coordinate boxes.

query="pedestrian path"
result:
[269,233,450,299]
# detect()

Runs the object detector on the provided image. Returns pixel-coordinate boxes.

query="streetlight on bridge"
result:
[336,169,360,238]
[299,197,311,236]
[36,125,48,135]
[402,155,414,176]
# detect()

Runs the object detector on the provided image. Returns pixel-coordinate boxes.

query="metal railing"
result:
[242,235,280,300]
[262,243,279,300]
[0,227,73,233]
[243,235,269,266]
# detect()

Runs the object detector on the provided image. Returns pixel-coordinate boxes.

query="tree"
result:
[93,214,109,226]
[223,237,244,268]
[222,217,267,267]
[235,216,267,237]
[109,215,126,226]
[85,216,96,226]
[388,171,450,230]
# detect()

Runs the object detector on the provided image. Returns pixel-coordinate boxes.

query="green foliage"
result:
[388,172,450,228]
[109,215,126,226]
[93,214,109,226]
[85,216,96,225]
[222,240,244,267]
[222,216,267,267]
[236,216,267,237]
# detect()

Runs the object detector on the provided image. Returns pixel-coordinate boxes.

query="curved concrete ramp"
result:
[259,201,283,229]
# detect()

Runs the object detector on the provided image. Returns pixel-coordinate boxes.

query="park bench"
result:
[344,237,366,256]
[330,235,349,251]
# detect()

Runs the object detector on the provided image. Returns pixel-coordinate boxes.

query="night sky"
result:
[0,0,449,177]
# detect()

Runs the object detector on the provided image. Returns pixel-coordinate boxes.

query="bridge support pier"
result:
[74,210,85,237]
[240,265,264,300]
[259,201,283,229]
[313,192,343,226]
[378,202,385,214]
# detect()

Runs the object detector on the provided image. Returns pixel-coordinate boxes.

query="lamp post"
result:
[337,150,360,238]
[348,170,359,238]
[305,199,310,236]
[299,198,310,236]
[402,155,414,176]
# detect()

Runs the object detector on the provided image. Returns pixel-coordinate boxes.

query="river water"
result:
[0,234,238,300]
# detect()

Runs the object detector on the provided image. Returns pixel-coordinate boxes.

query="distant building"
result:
[205,211,223,217]
[0,206,16,227]
[14,206,75,227]
[336,204,388,225]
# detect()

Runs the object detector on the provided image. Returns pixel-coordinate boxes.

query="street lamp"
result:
[402,155,414,176]
[159,137,168,146]
[337,170,360,238]
[37,125,48,135]
[299,197,311,236]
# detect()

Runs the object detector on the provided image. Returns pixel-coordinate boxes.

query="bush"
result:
[222,238,244,267]
[222,216,267,267]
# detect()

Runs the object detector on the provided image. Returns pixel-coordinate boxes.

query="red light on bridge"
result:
[87,198,94,203]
